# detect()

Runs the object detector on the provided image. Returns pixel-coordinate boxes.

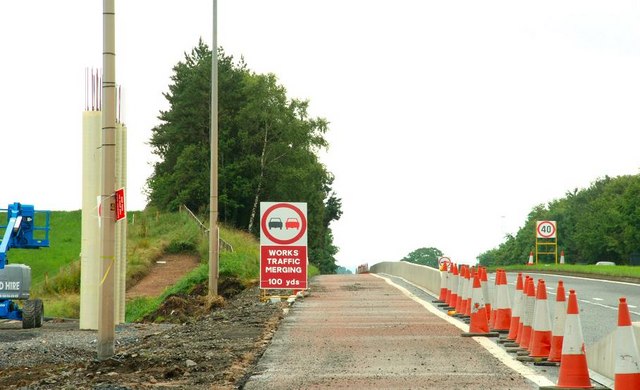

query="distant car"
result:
[595,261,616,266]
[285,218,300,230]
[268,217,283,229]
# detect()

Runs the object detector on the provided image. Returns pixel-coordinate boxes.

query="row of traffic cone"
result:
[435,264,640,389]
[526,250,566,265]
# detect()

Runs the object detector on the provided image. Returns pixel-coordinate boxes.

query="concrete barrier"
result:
[369,261,441,297]
[586,322,640,387]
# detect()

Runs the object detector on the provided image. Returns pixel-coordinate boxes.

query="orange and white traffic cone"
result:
[492,270,512,333]
[528,279,552,360]
[546,280,567,364]
[507,272,524,341]
[479,267,491,321]
[614,297,640,390]
[445,263,458,310]
[517,277,536,352]
[461,271,499,337]
[560,250,565,265]
[434,263,449,304]
[489,270,500,330]
[527,251,534,266]
[454,265,467,314]
[463,267,476,318]
[555,289,592,389]
[456,266,471,318]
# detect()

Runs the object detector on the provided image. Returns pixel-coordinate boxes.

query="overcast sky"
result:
[1,1,639,271]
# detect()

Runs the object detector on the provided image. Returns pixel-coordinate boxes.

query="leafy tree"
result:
[401,247,443,268]
[478,174,640,266]
[336,266,353,275]
[147,40,342,273]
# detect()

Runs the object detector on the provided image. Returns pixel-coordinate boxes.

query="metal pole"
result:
[98,0,116,360]
[209,0,219,296]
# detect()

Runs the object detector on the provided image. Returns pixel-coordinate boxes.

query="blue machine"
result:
[0,202,50,328]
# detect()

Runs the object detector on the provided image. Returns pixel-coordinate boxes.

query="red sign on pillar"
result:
[115,187,126,222]
[260,202,308,289]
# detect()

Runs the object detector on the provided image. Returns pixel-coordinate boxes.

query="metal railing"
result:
[180,205,233,252]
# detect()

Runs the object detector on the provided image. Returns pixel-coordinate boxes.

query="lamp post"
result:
[209,0,219,296]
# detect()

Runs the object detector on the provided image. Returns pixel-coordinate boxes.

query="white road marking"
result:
[522,272,640,287]
[372,273,555,388]
[506,272,640,316]
[592,297,604,301]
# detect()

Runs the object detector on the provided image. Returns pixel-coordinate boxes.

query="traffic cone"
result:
[456,266,471,318]
[479,267,491,321]
[492,270,512,333]
[527,251,534,266]
[528,279,552,360]
[555,289,592,389]
[614,297,640,390]
[489,271,499,329]
[445,263,458,310]
[434,263,449,304]
[517,277,536,351]
[546,280,567,364]
[454,265,466,314]
[461,271,499,337]
[560,250,565,265]
[507,273,524,341]
[463,267,475,318]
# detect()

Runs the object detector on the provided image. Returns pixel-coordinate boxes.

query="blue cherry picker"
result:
[0,202,50,328]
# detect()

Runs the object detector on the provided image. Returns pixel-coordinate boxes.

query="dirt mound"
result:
[141,276,243,323]
[0,285,287,389]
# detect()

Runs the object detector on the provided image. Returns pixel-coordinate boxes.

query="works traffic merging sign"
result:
[260,202,307,289]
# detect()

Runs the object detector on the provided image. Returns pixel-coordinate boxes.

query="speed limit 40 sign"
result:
[536,221,557,238]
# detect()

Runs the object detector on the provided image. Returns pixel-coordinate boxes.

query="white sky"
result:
[1,1,639,271]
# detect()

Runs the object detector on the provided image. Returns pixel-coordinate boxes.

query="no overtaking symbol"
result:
[261,203,307,245]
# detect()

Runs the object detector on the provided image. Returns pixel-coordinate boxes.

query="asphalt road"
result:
[245,274,542,389]
[490,271,640,346]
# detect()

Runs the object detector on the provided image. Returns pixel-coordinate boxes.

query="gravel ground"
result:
[0,285,287,389]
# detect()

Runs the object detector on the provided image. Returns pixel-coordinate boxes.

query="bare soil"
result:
[0,255,288,389]
[126,254,200,299]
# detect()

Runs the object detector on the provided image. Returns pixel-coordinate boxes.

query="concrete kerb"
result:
[370,272,555,388]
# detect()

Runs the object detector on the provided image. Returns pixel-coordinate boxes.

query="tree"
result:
[147,40,342,273]
[478,174,640,266]
[401,247,443,268]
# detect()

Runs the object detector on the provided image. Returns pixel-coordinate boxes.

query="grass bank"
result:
[4,208,319,320]
[491,263,640,281]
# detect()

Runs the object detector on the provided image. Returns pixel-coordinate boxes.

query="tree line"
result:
[478,174,640,266]
[146,40,342,273]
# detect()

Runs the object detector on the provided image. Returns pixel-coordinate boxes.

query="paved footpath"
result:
[244,274,540,389]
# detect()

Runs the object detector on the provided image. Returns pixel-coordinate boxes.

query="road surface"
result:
[244,274,546,389]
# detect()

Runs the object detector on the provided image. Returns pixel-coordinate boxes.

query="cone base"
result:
[534,360,560,367]
[461,332,500,337]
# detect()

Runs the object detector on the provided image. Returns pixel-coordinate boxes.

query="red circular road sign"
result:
[261,203,307,245]
[537,221,556,238]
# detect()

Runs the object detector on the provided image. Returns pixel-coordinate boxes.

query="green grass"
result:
[3,210,81,287]
[1,207,328,320]
[492,263,640,280]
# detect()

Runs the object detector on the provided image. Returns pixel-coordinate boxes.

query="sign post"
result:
[260,202,308,291]
[535,220,558,264]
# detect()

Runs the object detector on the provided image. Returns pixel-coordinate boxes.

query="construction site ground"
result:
[0,254,286,389]
[0,260,602,389]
